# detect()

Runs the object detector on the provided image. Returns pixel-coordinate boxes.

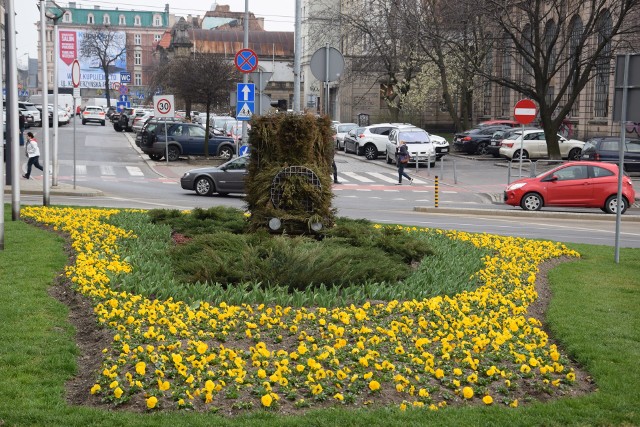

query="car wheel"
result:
[218,146,233,159]
[148,153,163,161]
[364,144,377,160]
[520,192,543,211]
[113,123,122,132]
[604,195,628,214]
[194,177,214,196]
[476,142,489,155]
[386,151,392,164]
[514,149,529,160]
[167,145,180,161]
[82,120,86,125]
[101,121,105,126]
[568,148,581,160]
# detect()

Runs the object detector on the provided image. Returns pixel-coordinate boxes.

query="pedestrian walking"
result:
[396,140,413,185]
[23,132,44,179]
[333,145,341,184]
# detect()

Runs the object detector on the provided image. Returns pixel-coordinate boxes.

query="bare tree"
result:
[79,27,126,108]
[473,0,640,159]
[407,0,494,131]
[156,54,237,156]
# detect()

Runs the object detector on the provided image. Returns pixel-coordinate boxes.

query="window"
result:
[134,34,141,45]
[483,50,493,116]
[103,14,110,25]
[601,140,619,151]
[87,13,94,24]
[543,21,557,72]
[554,165,588,181]
[500,35,512,117]
[627,141,640,153]
[154,34,162,42]
[62,12,71,23]
[134,73,142,86]
[46,30,53,42]
[119,15,126,25]
[188,126,206,137]
[568,16,583,117]
[592,166,614,178]
[153,14,162,26]
[134,15,141,26]
[134,52,141,65]
[594,10,612,118]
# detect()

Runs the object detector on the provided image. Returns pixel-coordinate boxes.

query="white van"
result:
[30,94,77,117]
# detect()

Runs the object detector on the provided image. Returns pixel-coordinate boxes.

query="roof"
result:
[192,30,294,57]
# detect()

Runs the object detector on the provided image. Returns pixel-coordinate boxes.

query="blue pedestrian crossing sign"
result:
[236,83,255,121]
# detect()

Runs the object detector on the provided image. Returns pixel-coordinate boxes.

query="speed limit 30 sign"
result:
[154,94,175,118]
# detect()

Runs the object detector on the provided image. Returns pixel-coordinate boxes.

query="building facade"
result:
[37,2,172,105]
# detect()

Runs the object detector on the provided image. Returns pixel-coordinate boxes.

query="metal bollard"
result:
[434,175,439,208]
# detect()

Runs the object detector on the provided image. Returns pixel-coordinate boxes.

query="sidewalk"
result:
[3,175,104,197]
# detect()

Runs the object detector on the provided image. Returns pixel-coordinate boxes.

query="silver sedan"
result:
[180,155,249,196]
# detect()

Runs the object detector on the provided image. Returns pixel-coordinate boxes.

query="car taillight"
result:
[463,136,471,141]
[594,153,600,161]
[358,134,365,138]
[503,142,514,148]
[83,111,89,115]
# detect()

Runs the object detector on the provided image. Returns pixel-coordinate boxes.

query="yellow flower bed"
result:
[23,206,581,412]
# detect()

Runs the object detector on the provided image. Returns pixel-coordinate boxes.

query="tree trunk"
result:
[539,108,562,160]
[104,68,111,108]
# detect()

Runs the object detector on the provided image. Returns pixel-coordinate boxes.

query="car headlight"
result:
[182,172,191,179]
[506,182,527,191]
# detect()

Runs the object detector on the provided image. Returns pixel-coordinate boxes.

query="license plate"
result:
[491,141,497,145]
[441,148,448,152]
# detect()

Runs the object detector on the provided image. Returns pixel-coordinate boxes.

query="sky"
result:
[15,0,296,68]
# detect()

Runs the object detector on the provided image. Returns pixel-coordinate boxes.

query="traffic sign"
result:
[239,145,250,156]
[236,102,253,120]
[119,85,129,96]
[119,95,128,102]
[120,72,131,84]
[237,83,255,102]
[234,48,259,73]
[112,82,120,91]
[514,99,537,125]
[116,101,129,112]
[154,94,175,118]
[71,59,81,88]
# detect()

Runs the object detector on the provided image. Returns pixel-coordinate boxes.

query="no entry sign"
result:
[514,99,537,125]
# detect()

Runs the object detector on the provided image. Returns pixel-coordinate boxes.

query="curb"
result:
[413,206,640,222]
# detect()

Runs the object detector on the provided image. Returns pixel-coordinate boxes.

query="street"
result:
[5,119,640,247]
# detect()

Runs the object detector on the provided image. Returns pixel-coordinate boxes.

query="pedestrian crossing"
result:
[51,164,454,191]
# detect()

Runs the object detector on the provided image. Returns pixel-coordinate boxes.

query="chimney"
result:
[94,5,100,9]
[165,3,170,13]
[69,2,76,8]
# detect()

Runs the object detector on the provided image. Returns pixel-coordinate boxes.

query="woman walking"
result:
[23,132,44,179]
[396,140,413,185]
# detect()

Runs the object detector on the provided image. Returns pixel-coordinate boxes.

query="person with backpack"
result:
[396,140,413,185]
[23,132,44,179]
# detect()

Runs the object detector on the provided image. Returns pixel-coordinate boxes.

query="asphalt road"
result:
[4,120,640,247]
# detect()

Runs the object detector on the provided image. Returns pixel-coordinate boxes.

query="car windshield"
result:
[399,131,430,143]
[338,124,357,133]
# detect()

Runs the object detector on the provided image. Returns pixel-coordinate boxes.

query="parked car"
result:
[19,108,34,128]
[429,134,450,159]
[82,106,106,126]
[349,123,407,160]
[499,129,584,160]
[135,117,184,146]
[18,101,41,126]
[222,120,250,144]
[180,154,250,196]
[332,122,358,150]
[386,125,436,167]
[488,127,539,158]
[343,126,366,154]
[580,136,640,173]
[210,115,236,133]
[132,111,154,133]
[453,125,510,155]
[504,161,635,213]
[139,122,236,161]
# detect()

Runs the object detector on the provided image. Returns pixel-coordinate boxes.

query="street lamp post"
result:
[45,0,66,187]
[38,0,51,205]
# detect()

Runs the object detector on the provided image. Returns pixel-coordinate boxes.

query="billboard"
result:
[57,29,127,89]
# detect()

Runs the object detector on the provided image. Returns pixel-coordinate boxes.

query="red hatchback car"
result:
[504,161,636,213]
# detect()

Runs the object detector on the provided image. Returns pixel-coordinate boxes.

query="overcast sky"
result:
[15,0,296,67]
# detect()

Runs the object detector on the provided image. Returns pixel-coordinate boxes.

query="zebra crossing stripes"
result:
[100,165,115,175]
[126,166,144,177]
[366,172,398,183]
[342,172,375,183]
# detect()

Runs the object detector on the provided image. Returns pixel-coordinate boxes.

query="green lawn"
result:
[0,207,638,426]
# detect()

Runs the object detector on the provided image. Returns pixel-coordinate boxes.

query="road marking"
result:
[126,166,144,177]
[367,172,398,183]
[343,172,374,182]
[100,165,115,175]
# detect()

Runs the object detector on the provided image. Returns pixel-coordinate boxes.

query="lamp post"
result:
[44,0,65,187]
[37,0,52,205]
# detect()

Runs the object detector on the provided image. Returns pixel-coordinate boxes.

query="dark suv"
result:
[453,125,510,155]
[139,122,235,161]
[581,136,640,173]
